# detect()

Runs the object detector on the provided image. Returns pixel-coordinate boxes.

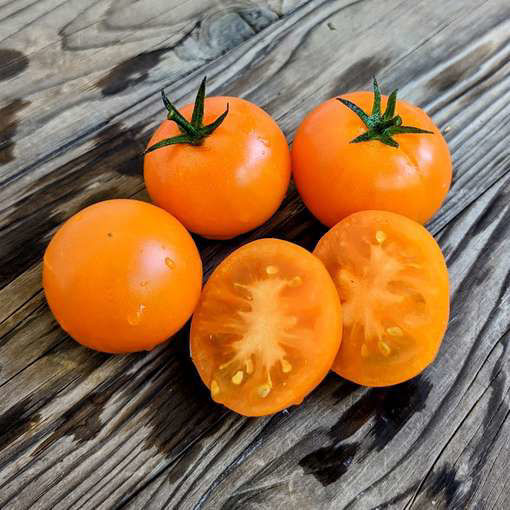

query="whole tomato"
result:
[292,79,452,227]
[43,199,202,353]
[144,78,291,240]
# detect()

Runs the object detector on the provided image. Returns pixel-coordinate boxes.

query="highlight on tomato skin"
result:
[314,210,450,387]
[190,238,342,417]
[43,199,203,354]
[144,77,291,240]
[292,78,452,228]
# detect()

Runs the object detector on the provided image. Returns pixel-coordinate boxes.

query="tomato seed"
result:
[258,384,271,398]
[376,230,386,244]
[378,340,391,356]
[245,358,254,374]
[280,359,292,373]
[232,371,244,385]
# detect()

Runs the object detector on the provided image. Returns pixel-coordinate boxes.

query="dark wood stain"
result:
[424,463,461,508]
[300,377,432,485]
[96,49,170,96]
[166,440,204,484]
[428,41,494,94]
[32,373,130,457]
[330,379,360,403]
[0,398,40,453]
[0,302,58,351]
[0,49,29,81]
[370,377,433,451]
[299,441,359,486]
[93,121,149,176]
[0,98,30,165]
[325,55,393,99]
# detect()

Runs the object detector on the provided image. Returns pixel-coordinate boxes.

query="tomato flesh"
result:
[314,211,449,386]
[190,239,342,416]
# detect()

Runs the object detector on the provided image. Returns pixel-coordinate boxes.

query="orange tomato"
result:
[292,80,452,227]
[43,199,202,353]
[144,79,290,239]
[190,238,342,416]
[314,210,449,387]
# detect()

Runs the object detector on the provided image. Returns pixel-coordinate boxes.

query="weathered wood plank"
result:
[1,0,509,508]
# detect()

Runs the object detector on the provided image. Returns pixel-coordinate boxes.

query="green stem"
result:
[337,78,433,148]
[145,77,229,154]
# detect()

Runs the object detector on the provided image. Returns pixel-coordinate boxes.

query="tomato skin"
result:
[292,92,452,227]
[144,97,291,240]
[314,210,449,387]
[190,238,342,416]
[43,199,202,353]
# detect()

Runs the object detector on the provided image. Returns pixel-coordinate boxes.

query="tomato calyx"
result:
[336,78,433,148]
[145,76,229,154]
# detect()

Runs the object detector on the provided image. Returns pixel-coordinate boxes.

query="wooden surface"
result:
[1,0,510,508]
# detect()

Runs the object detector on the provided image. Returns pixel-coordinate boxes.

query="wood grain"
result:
[1,0,510,508]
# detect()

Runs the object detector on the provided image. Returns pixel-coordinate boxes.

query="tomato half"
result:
[292,80,452,227]
[144,79,290,240]
[43,199,202,353]
[190,238,342,416]
[314,211,449,386]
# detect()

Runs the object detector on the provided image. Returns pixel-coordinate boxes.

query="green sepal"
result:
[145,77,229,154]
[336,78,433,148]
[144,134,196,154]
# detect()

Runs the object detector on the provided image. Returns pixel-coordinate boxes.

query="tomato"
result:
[144,78,291,240]
[190,238,342,416]
[292,79,452,227]
[43,199,202,353]
[314,211,449,386]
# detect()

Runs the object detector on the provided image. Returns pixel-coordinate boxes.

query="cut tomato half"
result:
[190,238,342,416]
[314,211,449,387]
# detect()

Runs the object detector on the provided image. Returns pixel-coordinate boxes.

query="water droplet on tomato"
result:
[127,304,146,326]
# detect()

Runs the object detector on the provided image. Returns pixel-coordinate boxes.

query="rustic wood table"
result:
[1,1,510,508]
